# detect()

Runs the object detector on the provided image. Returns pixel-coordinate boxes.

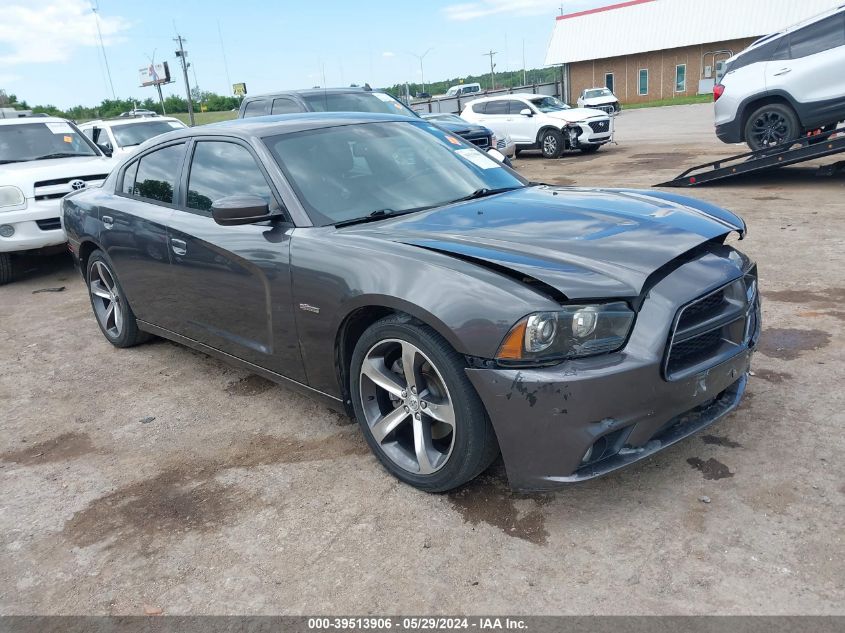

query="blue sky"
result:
[1,0,611,108]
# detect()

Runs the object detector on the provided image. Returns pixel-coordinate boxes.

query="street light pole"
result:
[408,48,433,95]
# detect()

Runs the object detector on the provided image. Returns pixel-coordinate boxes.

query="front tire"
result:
[745,103,799,151]
[540,129,563,159]
[0,253,11,286]
[86,250,150,348]
[350,315,499,492]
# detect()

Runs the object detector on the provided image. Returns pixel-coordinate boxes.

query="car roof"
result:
[79,117,183,128]
[245,87,385,101]
[0,115,74,126]
[466,93,547,104]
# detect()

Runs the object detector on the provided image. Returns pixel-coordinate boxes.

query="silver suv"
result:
[714,6,845,150]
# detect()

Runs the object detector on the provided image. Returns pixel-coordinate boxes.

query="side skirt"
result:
[137,320,347,414]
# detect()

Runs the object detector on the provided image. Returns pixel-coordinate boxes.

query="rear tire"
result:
[0,253,11,286]
[745,103,799,151]
[350,315,499,492]
[86,250,150,348]
[540,129,563,159]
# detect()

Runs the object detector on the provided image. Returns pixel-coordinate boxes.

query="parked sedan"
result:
[62,112,760,492]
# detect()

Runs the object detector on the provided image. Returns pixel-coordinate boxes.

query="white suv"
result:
[461,93,612,158]
[0,116,115,284]
[715,6,845,150]
[78,116,186,159]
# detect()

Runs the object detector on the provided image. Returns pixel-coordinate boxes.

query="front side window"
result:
[638,69,649,96]
[675,64,686,92]
[0,121,98,164]
[789,13,845,58]
[264,121,525,226]
[243,100,267,118]
[133,143,185,204]
[111,120,184,149]
[186,141,274,213]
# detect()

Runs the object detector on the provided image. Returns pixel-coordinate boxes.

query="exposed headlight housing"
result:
[497,302,635,364]
[0,186,26,210]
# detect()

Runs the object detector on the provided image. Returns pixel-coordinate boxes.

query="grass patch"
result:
[172,110,238,126]
[624,94,713,110]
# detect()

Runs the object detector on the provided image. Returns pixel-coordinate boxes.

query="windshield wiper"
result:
[448,186,522,205]
[334,207,426,229]
[31,152,89,160]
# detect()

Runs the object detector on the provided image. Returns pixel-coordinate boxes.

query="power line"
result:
[90,1,116,99]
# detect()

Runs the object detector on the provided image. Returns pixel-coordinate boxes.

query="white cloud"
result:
[0,0,130,65]
[382,51,396,58]
[443,0,602,21]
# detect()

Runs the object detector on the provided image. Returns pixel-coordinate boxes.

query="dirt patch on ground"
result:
[752,368,794,384]
[62,431,368,548]
[628,152,693,169]
[687,457,734,480]
[0,432,96,466]
[225,374,275,396]
[757,328,831,360]
[763,288,845,307]
[447,466,551,545]
[701,435,742,449]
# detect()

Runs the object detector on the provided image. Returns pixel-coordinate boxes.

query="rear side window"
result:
[133,143,185,204]
[789,13,845,58]
[506,100,526,114]
[471,102,486,114]
[272,98,302,114]
[484,100,509,114]
[242,100,267,118]
[186,141,274,213]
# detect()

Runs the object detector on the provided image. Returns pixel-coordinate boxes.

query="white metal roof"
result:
[545,0,843,65]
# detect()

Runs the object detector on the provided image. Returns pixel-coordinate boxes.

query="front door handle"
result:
[102,215,113,229]
[170,238,187,256]
[773,67,792,76]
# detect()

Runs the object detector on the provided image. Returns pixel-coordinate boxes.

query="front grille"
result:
[664,274,759,380]
[33,174,109,188]
[588,120,610,134]
[467,135,491,149]
[36,218,62,231]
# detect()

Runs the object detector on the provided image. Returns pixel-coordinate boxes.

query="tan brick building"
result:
[545,0,840,105]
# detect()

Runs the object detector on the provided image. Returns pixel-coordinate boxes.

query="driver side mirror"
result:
[211,195,276,226]
[519,108,533,117]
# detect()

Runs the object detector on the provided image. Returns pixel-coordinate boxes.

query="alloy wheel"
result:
[750,110,792,148]
[543,134,558,156]
[89,260,124,338]
[359,339,456,475]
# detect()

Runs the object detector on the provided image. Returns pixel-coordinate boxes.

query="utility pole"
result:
[522,39,527,86]
[483,50,498,91]
[174,35,195,126]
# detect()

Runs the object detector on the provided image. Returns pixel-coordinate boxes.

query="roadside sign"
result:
[139,62,171,87]
[233,82,247,96]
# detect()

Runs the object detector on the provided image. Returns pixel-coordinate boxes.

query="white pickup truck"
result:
[0,116,115,284]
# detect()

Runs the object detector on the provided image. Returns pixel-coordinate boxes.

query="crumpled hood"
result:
[350,186,745,299]
[580,96,618,106]
[1,155,116,197]
[543,107,608,123]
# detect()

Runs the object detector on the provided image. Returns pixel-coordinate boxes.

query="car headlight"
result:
[497,302,635,364]
[0,186,26,210]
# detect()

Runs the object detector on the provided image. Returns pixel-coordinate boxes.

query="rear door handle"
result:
[102,215,113,229]
[773,67,792,76]
[170,238,187,256]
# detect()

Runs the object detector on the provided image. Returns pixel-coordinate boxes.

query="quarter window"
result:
[121,160,139,195]
[243,100,267,118]
[186,141,274,213]
[471,102,487,114]
[675,64,686,92]
[272,98,302,114]
[638,69,649,96]
[133,143,185,204]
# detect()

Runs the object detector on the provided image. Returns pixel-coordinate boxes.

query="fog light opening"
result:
[0,224,14,238]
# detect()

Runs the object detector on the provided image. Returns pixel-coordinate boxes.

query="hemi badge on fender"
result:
[299,303,321,314]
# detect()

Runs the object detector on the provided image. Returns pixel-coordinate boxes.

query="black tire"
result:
[540,129,563,159]
[0,253,11,286]
[579,144,601,154]
[350,314,499,492]
[86,250,150,348]
[744,103,800,151]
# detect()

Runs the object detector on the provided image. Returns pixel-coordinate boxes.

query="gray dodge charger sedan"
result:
[61,113,760,492]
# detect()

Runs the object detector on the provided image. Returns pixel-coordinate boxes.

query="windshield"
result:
[302,92,416,117]
[584,89,612,99]
[111,120,185,148]
[265,121,525,226]
[529,96,570,113]
[0,121,98,163]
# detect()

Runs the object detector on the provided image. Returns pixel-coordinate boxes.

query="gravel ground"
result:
[1,104,843,615]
